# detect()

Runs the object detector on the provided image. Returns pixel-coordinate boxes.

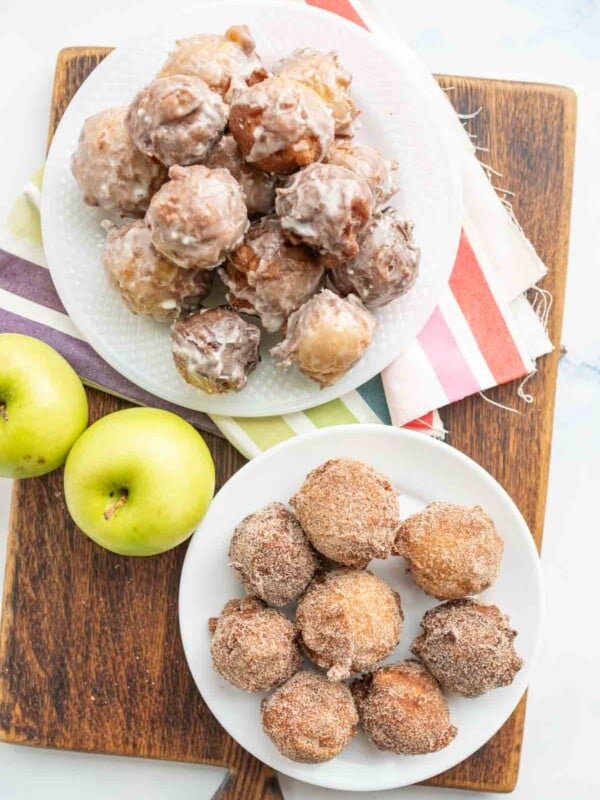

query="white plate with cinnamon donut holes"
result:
[179,425,543,791]
[42,0,462,416]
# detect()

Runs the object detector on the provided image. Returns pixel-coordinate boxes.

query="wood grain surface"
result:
[0,47,576,796]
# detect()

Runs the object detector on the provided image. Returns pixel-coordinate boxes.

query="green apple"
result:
[64,407,215,556]
[0,333,88,478]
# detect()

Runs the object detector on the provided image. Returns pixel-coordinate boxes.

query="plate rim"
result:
[178,424,545,791]
[41,0,463,417]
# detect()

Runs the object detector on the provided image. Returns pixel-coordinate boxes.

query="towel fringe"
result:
[529,285,554,335]
[517,371,536,404]
[478,391,521,414]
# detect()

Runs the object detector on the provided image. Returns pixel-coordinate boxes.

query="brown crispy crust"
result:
[228,502,320,605]
[209,596,301,692]
[296,568,403,680]
[290,458,400,566]
[351,660,457,755]
[394,502,504,599]
[411,599,523,697]
[261,671,358,762]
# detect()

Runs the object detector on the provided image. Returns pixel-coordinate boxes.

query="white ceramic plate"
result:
[41,0,461,417]
[179,425,543,792]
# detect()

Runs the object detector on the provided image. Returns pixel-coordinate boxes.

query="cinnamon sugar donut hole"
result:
[209,597,301,692]
[296,569,403,680]
[171,306,260,394]
[290,457,400,567]
[330,208,420,308]
[221,216,325,332]
[261,671,358,763]
[273,48,359,136]
[204,135,277,217]
[270,290,375,388]
[275,163,372,259]
[146,165,248,270]
[159,25,267,101]
[126,75,228,167]
[394,502,504,600]
[411,599,523,697]
[352,661,457,755]
[325,140,400,209]
[71,107,166,216]
[228,502,320,606]
[101,220,212,322]
[229,77,335,175]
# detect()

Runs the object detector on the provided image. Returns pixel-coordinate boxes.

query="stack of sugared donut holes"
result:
[209,458,521,763]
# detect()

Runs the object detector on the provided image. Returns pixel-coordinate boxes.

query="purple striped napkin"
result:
[0,243,220,436]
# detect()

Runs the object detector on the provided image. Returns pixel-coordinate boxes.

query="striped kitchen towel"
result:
[0,0,552,460]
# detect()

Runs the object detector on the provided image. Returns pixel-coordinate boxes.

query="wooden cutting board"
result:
[0,48,575,797]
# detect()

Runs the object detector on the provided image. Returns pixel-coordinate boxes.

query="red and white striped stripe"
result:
[306,0,538,427]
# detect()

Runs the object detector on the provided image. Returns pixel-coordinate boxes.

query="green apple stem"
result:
[0,402,7,423]
[103,490,128,521]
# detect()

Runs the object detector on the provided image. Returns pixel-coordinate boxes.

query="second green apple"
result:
[64,407,215,556]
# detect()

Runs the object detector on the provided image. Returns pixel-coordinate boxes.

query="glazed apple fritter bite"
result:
[275,162,372,259]
[159,25,267,101]
[204,135,277,217]
[273,47,359,135]
[71,107,166,216]
[101,220,212,321]
[270,289,375,387]
[126,74,228,167]
[229,76,335,175]
[171,306,260,394]
[329,208,420,308]
[221,216,325,333]
[326,139,400,208]
[146,165,248,271]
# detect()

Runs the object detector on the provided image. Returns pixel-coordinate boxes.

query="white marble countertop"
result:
[1,1,599,798]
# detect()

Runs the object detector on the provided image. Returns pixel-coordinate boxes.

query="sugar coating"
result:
[289,457,400,566]
[296,568,403,680]
[261,671,358,763]
[228,502,320,606]
[274,48,358,135]
[352,660,457,755]
[209,596,301,692]
[126,75,228,167]
[275,163,372,259]
[270,290,375,387]
[221,216,325,332]
[101,220,212,321]
[330,208,420,308]
[395,502,504,600]
[411,599,523,697]
[71,107,166,215]
[159,25,267,102]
